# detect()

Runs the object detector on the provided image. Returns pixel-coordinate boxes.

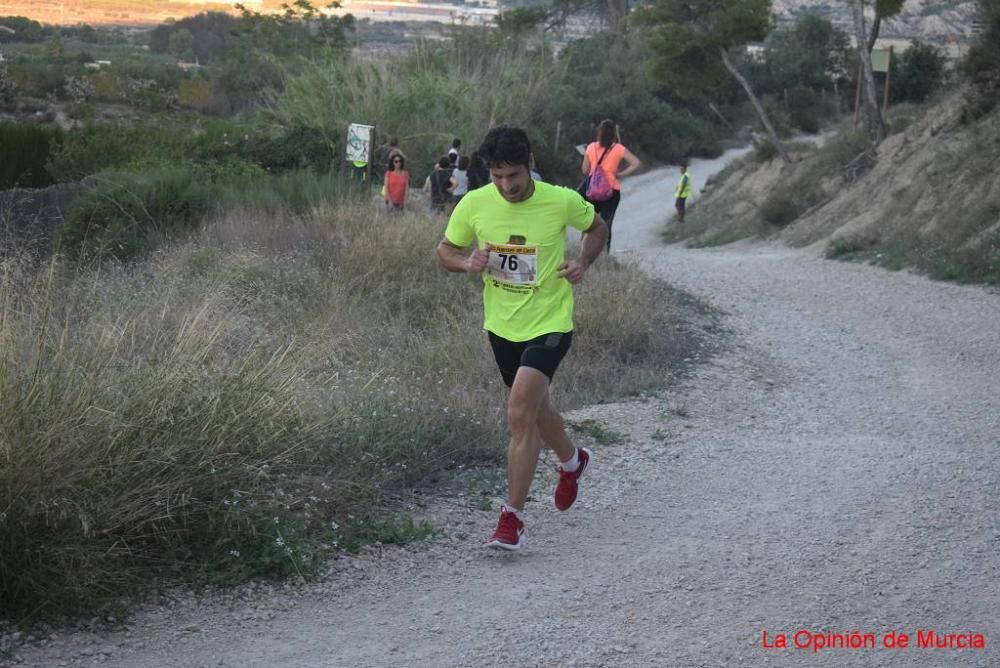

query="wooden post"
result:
[853,59,863,127]
[882,46,893,113]
[554,120,562,153]
[367,124,375,188]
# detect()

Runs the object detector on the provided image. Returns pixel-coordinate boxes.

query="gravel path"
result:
[10,230,1000,666]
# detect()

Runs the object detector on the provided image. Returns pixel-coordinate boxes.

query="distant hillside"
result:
[0,0,275,27]
[2,0,985,37]
[675,89,1000,284]
[774,0,981,41]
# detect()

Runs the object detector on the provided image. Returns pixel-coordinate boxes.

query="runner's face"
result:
[490,163,533,202]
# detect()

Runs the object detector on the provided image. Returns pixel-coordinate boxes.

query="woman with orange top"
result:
[384,154,410,211]
[580,119,641,251]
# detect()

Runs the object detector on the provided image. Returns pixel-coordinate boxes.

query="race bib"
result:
[487,244,538,287]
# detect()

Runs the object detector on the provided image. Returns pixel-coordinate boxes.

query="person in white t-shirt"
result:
[447,138,461,167]
[447,155,470,214]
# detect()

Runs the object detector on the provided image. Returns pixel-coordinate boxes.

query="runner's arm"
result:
[579,215,608,268]
[617,147,642,178]
[437,240,491,273]
[558,214,607,284]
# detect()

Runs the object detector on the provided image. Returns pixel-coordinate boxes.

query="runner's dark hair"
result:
[478,125,531,168]
[597,119,617,149]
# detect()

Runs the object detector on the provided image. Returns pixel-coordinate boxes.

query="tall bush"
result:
[57,166,220,262]
[0,121,61,188]
[46,123,185,182]
[553,33,723,163]
[890,41,945,103]
[272,33,561,182]
[961,0,1000,119]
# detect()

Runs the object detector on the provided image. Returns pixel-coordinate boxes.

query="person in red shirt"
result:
[384,154,409,211]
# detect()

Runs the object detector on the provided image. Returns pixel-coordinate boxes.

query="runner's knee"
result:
[507,400,539,435]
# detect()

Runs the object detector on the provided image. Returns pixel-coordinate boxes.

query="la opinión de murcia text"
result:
[762,629,986,652]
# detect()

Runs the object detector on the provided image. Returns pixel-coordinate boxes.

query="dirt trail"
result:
[11,185,1000,667]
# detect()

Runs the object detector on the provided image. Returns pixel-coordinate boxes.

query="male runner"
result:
[436,125,609,550]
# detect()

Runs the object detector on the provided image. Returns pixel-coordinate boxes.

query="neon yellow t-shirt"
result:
[444,181,596,342]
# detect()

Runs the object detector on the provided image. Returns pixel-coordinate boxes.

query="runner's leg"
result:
[536,391,574,463]
[599,190,621,251]
[505,366,550,509]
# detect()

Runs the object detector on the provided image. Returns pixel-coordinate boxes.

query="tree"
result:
[755,13,851,93]
[233,1,355,57]
[496,7,550,35]
[866,0,905,52]
[0,16,44,43]
[850,0,887,145]
[495,0,592,35]
[606,0,628,33]
[891,40,944,102]
[0,61,16,106]
[169,27,194,61]
[638,0,792,163]
[959,0,1000,118]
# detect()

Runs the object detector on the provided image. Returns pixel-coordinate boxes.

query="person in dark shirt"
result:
[423,156,453,213]
[466,151,491,191]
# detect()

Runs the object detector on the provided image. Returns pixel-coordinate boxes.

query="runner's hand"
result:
[464,243,492,273]
[558,259,586,284]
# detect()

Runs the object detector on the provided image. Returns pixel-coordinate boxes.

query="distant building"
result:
[745,43,766,62]
[328,1,498,25]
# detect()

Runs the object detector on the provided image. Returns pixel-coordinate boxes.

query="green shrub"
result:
[759,192,801,226]
[817,125,871,172]
[177,77,226,114]
[0,16,45,43]
[7,59,67,98]
[56,163,357,262]
[47,123,186,182]
[88,70,122,102]
[826,234,877,258]
[961,1,1000,120]
[190,120,335,174]
[890,41,945,103]
[786,85,821,133]
[759,94,794,137]
[753,139,779,162]
[57,166,219,262]
[0,121,62,188]
[0,61,15,105]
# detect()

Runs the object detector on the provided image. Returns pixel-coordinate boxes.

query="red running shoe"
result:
[554,447,591,511]
[486,505,525,551]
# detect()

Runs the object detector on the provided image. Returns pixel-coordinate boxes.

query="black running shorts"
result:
[675,197,686,210]
[487,331,573,388]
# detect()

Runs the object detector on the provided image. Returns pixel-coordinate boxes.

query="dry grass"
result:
[0,200,683,620]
